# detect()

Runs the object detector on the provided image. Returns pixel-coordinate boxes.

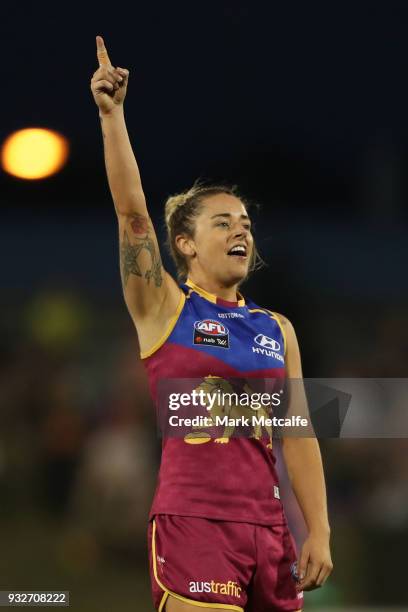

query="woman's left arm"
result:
[278,314,333,592]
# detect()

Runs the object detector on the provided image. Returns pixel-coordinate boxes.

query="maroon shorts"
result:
[148,515,304,611]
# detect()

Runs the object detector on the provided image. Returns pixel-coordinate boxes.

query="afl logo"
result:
[194,320,227,335]
[254,334,280,351]
[194,319,229,348]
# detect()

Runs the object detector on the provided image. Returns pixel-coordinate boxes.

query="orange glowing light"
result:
[1,128,69,180]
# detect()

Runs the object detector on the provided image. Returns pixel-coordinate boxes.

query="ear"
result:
[175,234,196,258]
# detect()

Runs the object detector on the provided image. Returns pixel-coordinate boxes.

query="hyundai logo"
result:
[254,334,280,351]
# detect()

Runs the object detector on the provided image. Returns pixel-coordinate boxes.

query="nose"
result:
[232,224,248,238]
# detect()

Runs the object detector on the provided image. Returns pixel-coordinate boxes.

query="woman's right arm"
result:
[90,37,181,352]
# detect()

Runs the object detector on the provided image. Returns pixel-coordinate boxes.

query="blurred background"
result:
[1,2,407,610]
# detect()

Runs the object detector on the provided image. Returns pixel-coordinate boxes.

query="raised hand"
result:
[90,36,129,114]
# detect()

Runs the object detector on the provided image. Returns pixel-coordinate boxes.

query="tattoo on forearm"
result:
[120,214,163,288]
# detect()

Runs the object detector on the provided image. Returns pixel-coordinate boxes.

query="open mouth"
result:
[227,245,247,258]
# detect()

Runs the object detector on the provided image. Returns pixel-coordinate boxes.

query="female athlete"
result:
[91,36,333,612]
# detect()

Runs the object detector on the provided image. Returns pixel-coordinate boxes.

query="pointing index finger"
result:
[96,35,112,67]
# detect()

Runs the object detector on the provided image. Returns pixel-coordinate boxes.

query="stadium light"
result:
[1,128,69,180]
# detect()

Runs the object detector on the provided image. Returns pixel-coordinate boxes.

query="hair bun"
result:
[165,186,199,227]
[165,194,187,227]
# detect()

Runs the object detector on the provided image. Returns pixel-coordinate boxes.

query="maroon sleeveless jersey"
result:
[142,279,288,526]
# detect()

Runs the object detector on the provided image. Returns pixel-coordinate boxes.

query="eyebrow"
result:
[210,213,251,221]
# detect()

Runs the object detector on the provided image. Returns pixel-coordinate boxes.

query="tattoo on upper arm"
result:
[120,213,163,288]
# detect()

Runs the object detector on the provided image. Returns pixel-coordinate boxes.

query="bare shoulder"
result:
[272,312,303,376]
[270,312,301,363]
[271,311,296,335]
[272,311,290,325]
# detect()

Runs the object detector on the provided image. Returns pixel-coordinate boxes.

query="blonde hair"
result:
[164,180,264,281]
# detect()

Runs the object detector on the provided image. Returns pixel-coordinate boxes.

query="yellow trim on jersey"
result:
[247,308,287,356]
[140,291,186,359]
[268,312,287,356]
[186,278,245,307]
[158,591,169,612]
[247,308,270,315]
[152,520,244,612]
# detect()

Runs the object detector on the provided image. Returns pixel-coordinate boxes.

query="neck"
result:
[187,274,240,302]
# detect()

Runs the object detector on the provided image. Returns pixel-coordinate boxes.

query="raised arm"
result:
[90,36,181,352]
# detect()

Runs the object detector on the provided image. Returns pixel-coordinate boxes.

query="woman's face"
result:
[187,193,254,285]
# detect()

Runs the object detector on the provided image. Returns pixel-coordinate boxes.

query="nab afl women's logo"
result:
[193,319,229,348]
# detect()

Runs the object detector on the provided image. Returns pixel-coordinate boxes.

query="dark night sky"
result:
[2,1,408,216]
